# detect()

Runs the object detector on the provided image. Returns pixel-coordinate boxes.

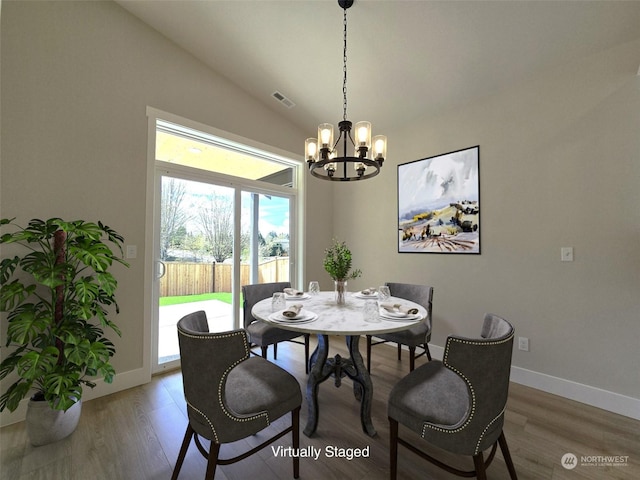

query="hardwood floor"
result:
[1,337,638,479]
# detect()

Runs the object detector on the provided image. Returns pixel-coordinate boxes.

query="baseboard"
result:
[0,367,150,427]
[427,344,640,421]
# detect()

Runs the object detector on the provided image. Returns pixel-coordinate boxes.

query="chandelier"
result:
[305,0,387,182]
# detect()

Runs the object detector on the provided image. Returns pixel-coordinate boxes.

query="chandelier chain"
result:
[342,6,348,122]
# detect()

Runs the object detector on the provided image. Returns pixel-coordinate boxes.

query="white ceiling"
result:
[117,0,640,136]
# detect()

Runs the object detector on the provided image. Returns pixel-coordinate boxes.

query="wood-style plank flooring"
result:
[1,337,638,479]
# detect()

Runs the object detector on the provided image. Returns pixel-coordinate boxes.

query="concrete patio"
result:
[158,299,235,364]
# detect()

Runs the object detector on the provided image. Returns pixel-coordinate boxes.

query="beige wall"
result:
[333,38,640,404]
[1,0,638,425]
[0,0,332,424]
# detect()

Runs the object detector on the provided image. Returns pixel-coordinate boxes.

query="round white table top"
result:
[251,291,425,336]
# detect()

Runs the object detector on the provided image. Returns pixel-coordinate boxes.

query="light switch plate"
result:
[126,245,137,259]
[561,247,573,262]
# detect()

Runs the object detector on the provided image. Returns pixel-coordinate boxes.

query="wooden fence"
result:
[159,258,290,297]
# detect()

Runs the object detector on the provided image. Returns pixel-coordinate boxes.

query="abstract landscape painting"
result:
[398,146,480,254]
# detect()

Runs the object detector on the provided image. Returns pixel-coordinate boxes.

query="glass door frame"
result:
[145,107,304,375]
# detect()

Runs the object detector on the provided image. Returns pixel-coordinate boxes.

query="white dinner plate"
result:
[378,309,420,321]
[285,293,310,300]
[353,291,378,299]
[269,310,318,324]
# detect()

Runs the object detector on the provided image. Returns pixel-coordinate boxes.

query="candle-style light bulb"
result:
[373,135,387,161]
[354,121,371,147]
[318,123,334,149]
[358,126,368,145]
[308,142,317,156]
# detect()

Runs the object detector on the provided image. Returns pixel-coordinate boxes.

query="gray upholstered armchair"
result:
[367,283,434,372]
[172,311,302,480]
[388,313,518,480]
[242,281,310,373]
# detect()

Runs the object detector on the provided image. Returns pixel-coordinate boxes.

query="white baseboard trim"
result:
[508,365,640,421]
[0,367,150,427]
[424,344,640,421]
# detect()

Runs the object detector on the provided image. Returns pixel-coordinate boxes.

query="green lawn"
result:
[159,292,235,306]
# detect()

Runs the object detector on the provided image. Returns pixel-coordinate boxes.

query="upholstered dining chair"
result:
[366,282,434,372]
[388,313,518,480]
[172,310,302,480]
[242,282,310,373]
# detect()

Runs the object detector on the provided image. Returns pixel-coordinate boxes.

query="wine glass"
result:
[271,292,286,312]
[363,299,380,323]
[378,285,391,304]
[308,281,320,295]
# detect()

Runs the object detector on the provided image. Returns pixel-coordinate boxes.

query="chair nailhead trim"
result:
[474,408,506,455]
[179,330,271,439]
[186,400,219,443]
[421,333,513,438]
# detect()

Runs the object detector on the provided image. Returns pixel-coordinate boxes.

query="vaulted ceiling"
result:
[117,0,640,136]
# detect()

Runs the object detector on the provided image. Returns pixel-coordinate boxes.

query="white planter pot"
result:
[26,398,82,446]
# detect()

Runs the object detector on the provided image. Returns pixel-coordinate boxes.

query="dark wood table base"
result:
[304,334,376,437]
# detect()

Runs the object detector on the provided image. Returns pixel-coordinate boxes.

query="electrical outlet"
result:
[518,337,529,352]
[126,245,137,259]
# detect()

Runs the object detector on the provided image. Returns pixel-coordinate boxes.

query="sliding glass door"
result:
[149,114,300,373]
[156,175,236,367]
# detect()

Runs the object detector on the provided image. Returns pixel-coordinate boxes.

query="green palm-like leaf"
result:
[0,381,34,412]
[0,280,37,312]
[16,347,59,381]
[43,372,82,411]
[69,239,114,272]
[74,277,100,303]
[6,304,50,344]
[0,256,20,284]
[20,252,67,288]
[0,347,27,379]
[64,220,104,241]
[96,272,117,295]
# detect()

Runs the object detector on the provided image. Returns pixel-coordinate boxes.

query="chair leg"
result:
[409,346,416,371]
[389,418,399,480]
[366,335,372,372]
[304,335,310,374]
[498,432,518,480]
[397,343,402,360]
[205,442,220,480]
[425,343,432,361]
[261,345,268,359]
[273,342,278,359]
[473,452,487,480]
[171,424,194,480]
[292,407,300,478]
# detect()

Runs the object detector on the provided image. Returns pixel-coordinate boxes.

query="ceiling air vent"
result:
[272,91,296,109]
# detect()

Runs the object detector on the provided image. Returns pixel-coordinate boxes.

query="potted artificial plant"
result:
[323,239,361,304]
[0,218,128,445]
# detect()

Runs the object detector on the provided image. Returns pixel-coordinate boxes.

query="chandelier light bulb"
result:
[305,138,318,162]
[318,123,334,149]
[358,126,368,145]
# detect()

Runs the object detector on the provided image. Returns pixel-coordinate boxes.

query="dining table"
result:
[251,290,427,437]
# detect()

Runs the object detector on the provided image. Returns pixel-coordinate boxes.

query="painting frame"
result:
[398,146,480,254]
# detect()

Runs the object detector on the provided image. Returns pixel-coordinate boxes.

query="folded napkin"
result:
[360,288,377,295]
[283,288,304,296]
[282,304,303,318]
[380,302,419,315]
